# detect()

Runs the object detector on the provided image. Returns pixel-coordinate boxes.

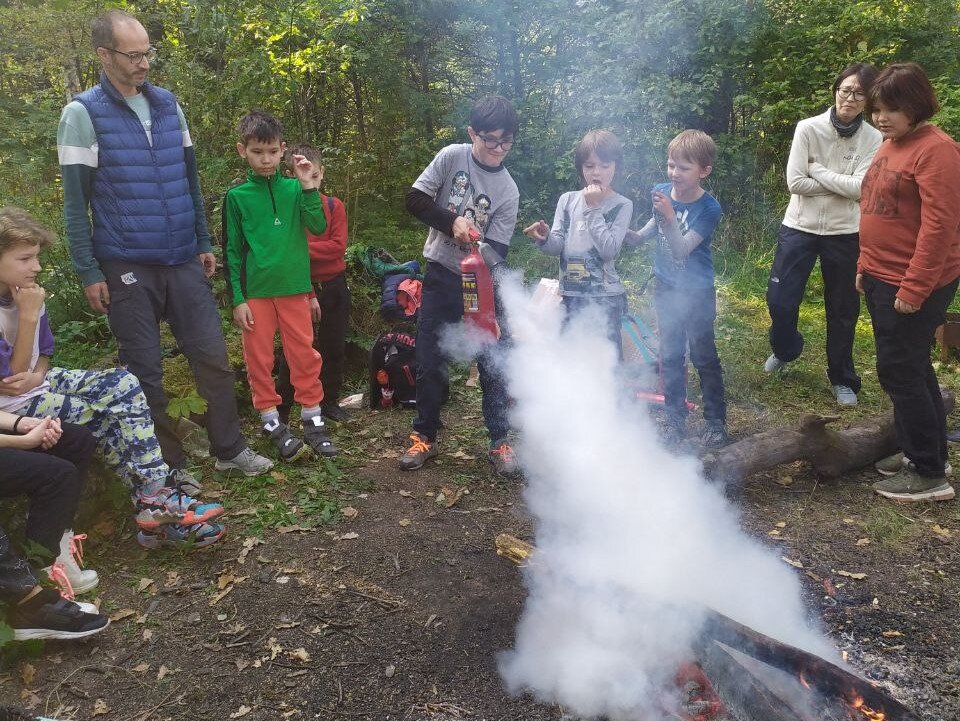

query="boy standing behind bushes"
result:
[276,144,352,426]
[223,111,338,463]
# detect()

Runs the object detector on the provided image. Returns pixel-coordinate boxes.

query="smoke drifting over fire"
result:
[486,276,835,718]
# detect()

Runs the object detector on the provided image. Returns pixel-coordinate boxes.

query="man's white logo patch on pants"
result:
[121,272,138,285]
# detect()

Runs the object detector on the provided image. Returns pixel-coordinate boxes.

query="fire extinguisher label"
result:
[462,272,480,312]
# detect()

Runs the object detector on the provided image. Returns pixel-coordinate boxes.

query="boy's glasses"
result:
[478,134,515,151]
[836,87,866,102]
[103,46,157,65]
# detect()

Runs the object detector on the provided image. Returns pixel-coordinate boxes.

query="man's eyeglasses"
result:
[477,134,514,151]
[103,46,157,65]
[836,87,866,102]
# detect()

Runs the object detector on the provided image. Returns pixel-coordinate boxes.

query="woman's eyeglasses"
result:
[836,87,866,102]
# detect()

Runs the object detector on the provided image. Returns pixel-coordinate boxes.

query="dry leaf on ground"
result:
[92,698,110,716]
[836,570,868,580]
[19,664,35,687]
[237,537,264,564]
[287,648,311,663]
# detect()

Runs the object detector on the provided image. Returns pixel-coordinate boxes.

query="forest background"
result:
[2,0,960,367]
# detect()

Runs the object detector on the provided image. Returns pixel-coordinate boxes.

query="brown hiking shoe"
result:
[399,433,438,471]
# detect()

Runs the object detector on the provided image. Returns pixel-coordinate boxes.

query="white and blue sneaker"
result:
[137,521,225,550]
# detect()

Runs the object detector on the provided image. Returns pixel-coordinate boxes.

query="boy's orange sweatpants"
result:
[241,294,324,411]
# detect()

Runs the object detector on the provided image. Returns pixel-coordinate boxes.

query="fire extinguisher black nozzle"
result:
[478,242,505,270]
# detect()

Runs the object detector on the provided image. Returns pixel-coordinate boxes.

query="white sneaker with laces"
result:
[764,353,787,373]
[832,385,858,406]
[214,447,275,476]
[44,530,99,595]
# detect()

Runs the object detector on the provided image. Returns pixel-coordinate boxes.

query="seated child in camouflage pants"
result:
[0,207,226,550]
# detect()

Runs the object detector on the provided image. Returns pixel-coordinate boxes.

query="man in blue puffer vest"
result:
[56,9,274,488]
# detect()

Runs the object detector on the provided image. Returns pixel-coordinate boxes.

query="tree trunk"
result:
[703,391,954,483]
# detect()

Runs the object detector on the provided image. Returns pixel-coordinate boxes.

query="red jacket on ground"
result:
[858,124,960,307]
[308,195,348,282]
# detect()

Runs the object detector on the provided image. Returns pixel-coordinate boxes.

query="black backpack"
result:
[369,331,418,408]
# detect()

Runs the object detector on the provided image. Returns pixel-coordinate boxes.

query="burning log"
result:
[703,390,954,483]
[696,611,920,721]
[495,539,921,721]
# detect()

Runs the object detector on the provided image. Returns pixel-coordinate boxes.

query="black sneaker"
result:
[263,420,308,462]
[700,421,731,449]
[660,417,687,448]
[303,415,338,457]
[322,403,351,424]
[8,588,110,641]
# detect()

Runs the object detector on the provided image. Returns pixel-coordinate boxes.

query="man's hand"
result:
[84,282,111,314]
[0,370,44,396]
[291,154,323,189]
[583,183,604,208]
[233,302,255,332]
[198,252,217,278]
[523,220,549,244]
[894,297,918,314]
[651,190,676,223]
[12,284,46,319]
[309,297,321,323]
[451,216,478,245]
[855,273,864,294]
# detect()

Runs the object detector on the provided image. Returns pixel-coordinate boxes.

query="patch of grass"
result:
[862,506,918,546]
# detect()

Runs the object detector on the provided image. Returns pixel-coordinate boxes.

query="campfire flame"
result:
[798,670,811,689]
[849,695,886,720]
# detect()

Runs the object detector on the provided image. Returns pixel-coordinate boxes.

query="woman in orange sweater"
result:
[858,63,960,502]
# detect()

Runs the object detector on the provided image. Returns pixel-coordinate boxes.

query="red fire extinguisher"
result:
[461,227,498,339]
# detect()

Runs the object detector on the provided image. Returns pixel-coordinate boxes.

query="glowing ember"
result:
[850,695,886,721]
[798,670,812,689]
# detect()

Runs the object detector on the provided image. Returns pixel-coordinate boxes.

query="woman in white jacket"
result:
[764,63,882,406]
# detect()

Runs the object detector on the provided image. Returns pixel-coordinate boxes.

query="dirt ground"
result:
[1,401,958,721]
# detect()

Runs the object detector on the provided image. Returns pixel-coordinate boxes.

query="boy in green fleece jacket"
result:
[223,110,337,461]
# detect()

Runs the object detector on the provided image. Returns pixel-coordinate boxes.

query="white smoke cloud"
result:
[494,276,835,718]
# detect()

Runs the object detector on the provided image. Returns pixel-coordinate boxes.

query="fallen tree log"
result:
[703,390,954,483]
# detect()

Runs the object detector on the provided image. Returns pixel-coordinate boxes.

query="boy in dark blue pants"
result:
[626,130,728,448]
[400,96,520,476]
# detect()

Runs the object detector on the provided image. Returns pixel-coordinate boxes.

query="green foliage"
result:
[166,390,208,419]
[1,0,959,362]
[0,619,13,650]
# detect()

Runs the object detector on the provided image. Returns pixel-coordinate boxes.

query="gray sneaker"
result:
[873,467,955,502]
[168,467,202,496]
[399,433,438,471]
[173,417,211,459]
[876,452,952,476]
[214,447,275,476]
[764,353,788,373]
[832,385,858,406]
[489,439,520,478]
